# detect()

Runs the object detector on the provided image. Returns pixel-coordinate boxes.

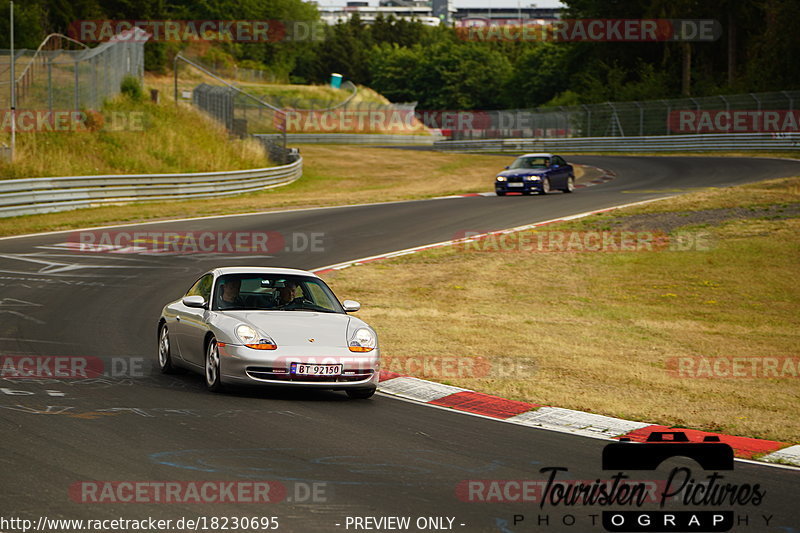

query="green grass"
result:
[0,95,268,179]
[323,176,800,443]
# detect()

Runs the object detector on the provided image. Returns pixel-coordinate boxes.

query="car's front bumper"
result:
[218,343,380,389]
[496,181,543,193]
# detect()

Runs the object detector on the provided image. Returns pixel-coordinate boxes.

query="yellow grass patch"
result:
[323,178,800,442]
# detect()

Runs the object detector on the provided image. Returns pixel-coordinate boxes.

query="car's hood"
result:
[497,169,546,178]
[223,310,353,347]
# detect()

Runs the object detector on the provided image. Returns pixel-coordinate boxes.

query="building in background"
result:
[317,0,448,26]
[453,6,561,26]
[314,0,561,26]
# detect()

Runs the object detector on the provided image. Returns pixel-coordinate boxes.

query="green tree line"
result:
[2,0,798,109]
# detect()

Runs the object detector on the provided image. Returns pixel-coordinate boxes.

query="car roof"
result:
[210,266,321,279]
[518,153,554,158]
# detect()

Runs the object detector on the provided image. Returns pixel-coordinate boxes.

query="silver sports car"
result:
[157,267,380,398]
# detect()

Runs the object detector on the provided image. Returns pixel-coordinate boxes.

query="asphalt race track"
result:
[0,156,798,533]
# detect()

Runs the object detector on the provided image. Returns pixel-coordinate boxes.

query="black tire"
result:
[562,175,575,193]
[541,178,551,195]
[205,337,223,392]
[496,191,506,196]
[346,387,376,399]
[157,323,175,374]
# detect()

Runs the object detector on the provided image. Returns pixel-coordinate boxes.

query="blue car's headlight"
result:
[525,175,541,181]
[496,176,507,182]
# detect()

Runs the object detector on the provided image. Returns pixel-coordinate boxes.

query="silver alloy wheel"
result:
[566,176,575,192]
[158,325,170,370]
[206,338,220,389]
[542,178,551,194]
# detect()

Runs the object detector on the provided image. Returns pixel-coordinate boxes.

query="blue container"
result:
[330,73,343,89]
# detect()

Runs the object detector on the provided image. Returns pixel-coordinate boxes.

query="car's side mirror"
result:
[552,163,559,168]
[342,300,361,312]
[504,166,509,169]
[182,295,207,309]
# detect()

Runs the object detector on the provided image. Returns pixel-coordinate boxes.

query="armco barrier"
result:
[0,158,302,218]
[434,133,800,153]
[254,133,443,145]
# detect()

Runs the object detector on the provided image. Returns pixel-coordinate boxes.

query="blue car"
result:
[495,153,575,196]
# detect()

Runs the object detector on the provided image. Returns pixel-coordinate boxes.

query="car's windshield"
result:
[509,156,549,170]
[213,274,344,313]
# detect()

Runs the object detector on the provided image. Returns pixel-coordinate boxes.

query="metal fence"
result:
[0,29,148,114]
[447,91,800,140]
[254,133,441,145]
[181,54,424,141]
[435,132,800,153]
[0,157,303,218]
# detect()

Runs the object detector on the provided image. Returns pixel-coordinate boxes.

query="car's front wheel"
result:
[157,323,175,374]
[346,387,376,399]
[205,337,223,392]
[541,178,551,195]
[496,191,506,197]
[562,175,575,193]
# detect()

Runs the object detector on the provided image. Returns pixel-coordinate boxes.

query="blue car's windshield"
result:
[213,274,344,313]
[509,156,549,170]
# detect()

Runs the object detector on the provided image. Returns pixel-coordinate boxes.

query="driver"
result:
[277,280,300,306]
[220,278,246,308]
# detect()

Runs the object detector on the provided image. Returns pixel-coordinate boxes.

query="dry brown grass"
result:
[0,146,514,236]
[323,177,800,443]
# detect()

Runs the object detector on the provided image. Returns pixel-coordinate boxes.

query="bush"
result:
[120,76,144,102]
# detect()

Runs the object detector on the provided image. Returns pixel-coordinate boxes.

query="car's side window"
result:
[554,156,565,166]
[186,274,213,301]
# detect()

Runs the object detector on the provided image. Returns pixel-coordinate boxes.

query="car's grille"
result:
[507,176,524,182]
[245,366,375,383]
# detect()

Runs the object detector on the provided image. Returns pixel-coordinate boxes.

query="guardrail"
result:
[255,133,443,145]
[434,133,800,153]
[0,157,302,218]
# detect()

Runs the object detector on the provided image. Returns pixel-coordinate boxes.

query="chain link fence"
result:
[0,29,148,114]
[183,54,426,162]
[447,91,800,140]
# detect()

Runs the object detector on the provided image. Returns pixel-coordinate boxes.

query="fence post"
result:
[582,105,590,137]
[47,57,53,113]
[635,102,643,136]
[74,60,79,112]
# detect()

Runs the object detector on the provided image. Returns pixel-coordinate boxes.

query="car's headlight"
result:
[236,324,277,350]
[349,327,376,352]
[525,175,541,181]
[496,176,507,182]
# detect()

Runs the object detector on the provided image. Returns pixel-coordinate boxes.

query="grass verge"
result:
[0,96,268,180]
[322,176,800,443]
[0,146,518,237]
